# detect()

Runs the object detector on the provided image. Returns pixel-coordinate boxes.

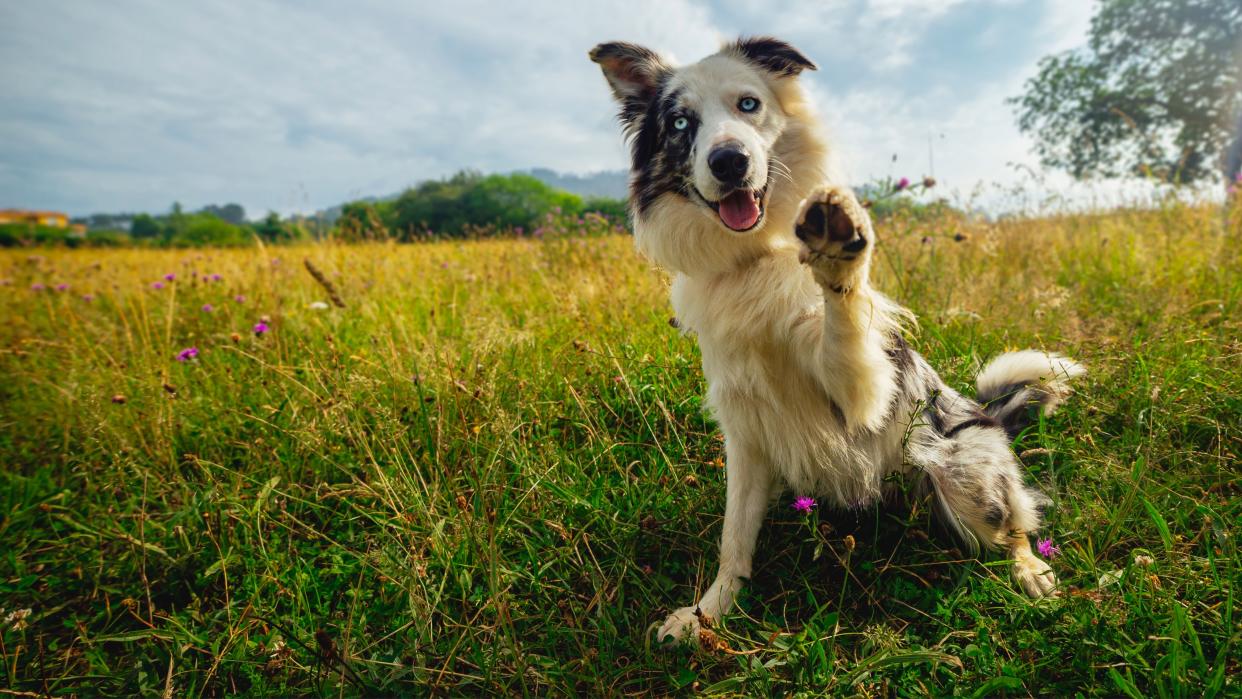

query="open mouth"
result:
[704,185,767,232]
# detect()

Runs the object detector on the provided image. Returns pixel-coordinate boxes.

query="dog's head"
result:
[591,37,829,273]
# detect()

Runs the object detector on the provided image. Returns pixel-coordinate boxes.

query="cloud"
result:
[0,0,1102,216]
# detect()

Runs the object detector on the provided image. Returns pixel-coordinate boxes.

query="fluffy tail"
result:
[976,351,1085,439]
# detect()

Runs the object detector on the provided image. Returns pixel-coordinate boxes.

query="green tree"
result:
[129,214,161,240]
[254,211,306,243]
[391,170,483,238]
[201,203,246,225]
[172,214,250,247]
[391,171,584,238]
[1012,0,1242,184]
[335,202,388,242]
[582,196,629,224]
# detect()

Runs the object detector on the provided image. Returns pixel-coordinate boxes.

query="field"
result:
[1,202,1239,697]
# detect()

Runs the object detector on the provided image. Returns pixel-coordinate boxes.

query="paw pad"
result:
[796,194,866,255]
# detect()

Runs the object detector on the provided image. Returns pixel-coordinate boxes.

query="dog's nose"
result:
[708,142,750,184]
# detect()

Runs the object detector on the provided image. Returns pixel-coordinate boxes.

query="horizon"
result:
[0,1,1189,218]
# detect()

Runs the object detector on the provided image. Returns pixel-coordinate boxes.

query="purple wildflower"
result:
[234,294,245,303]
[201,303,214,313]
[30,283,45,291]
[1036,538,1061,559]
[164,273,176,282]
[791,496,817,514]
[55,283,69,292]
[210,273,223,282]
[175,347,199,362]
[82,294,94,302]
[253,321,269,336]
[151,281,165,290]
[895,177,910,191]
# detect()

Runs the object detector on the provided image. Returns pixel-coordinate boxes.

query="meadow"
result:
[1,201,1238,697]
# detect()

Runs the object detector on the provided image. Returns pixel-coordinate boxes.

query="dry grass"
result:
[0,201,1238,696]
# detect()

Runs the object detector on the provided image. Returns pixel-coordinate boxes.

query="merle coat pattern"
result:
[590,37,1084,644]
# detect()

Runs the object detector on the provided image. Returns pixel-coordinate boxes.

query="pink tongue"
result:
[718,190,759,230]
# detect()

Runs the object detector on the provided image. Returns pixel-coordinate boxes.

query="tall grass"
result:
[0,201,1238,696]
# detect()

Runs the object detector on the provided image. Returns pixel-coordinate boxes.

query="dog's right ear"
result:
[589,42,670,113]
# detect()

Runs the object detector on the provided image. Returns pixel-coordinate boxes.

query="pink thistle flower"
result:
[253,321,269,336]
[791,496,817,514]
[234,294,245,303]
[151,281,165,290]
[55,283,69,292]
[164,273,176,282]
[1036,538,1061,559]
[210,273,223,282]
[82,294,94,302]
[895,177,910,191]
[30,283,45,291]
[175,347,199,362]
[201,303,214,313]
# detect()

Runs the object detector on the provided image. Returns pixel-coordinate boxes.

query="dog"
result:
[589,37,1084,644]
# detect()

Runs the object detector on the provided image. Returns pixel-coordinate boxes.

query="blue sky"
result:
[1,0,1096,216]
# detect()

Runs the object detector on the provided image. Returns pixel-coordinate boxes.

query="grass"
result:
[1,200,1238,697]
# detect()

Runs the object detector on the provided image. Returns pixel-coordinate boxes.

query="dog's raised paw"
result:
[795,187,872,292]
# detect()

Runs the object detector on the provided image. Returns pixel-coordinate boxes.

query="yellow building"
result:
[0,209,70,227]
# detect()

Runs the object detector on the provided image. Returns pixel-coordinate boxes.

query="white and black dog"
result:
[590,37,1085,644]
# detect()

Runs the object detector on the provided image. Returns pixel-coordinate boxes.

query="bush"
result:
[0,223,73,247]
[388,171,586,239]
[83,229,130,247]
[169,214,251,247]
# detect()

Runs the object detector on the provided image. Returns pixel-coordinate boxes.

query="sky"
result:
[1,0,1105,217]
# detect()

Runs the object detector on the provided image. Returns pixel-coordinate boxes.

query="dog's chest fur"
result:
[671,248,908,506]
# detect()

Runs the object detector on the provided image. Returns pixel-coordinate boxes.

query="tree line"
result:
[0,171,629,248]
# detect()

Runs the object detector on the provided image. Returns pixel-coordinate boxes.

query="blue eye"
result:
[673,116,689,131]
[739,97,759,113]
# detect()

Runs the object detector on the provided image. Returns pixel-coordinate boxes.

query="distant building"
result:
[0,209,70,227]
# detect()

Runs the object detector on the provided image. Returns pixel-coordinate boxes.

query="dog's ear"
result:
[730,36,816,77]
[589,42,670,110]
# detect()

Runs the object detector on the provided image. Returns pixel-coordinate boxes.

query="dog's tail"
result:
[976,350,1085,439]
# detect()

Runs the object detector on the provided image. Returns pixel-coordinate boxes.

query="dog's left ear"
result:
[730,36,817,77]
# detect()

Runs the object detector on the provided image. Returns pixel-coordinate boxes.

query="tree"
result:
[172,214,250,247]
[254,211,306,243]
[1012,0,1242,184]
[335,202,388,242]
[390,171,585,238]
[129,214,160,240]
[201,203,246,225]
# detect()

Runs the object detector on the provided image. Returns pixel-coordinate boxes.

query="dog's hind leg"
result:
[917,425,1059,598]
[658,441,775,644]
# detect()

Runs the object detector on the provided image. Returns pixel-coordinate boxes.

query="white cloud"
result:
[0,0,1114,216]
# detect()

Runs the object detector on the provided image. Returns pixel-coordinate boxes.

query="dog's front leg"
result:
[658,444,773,645]
[794,186,898,433]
